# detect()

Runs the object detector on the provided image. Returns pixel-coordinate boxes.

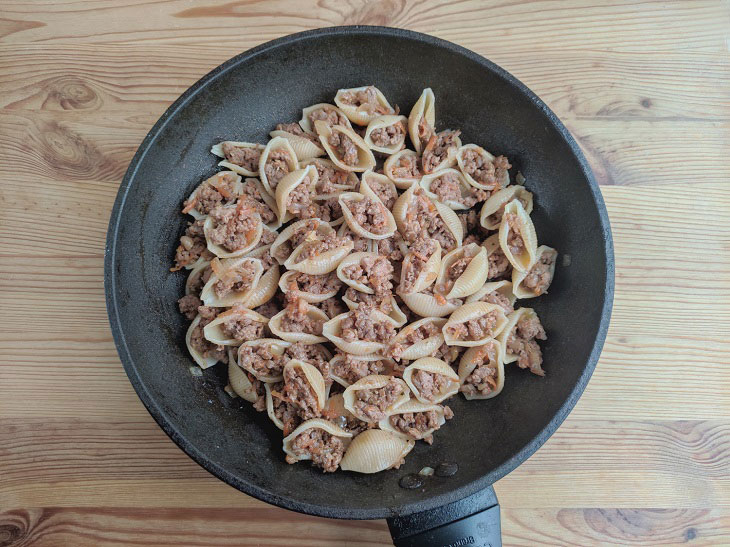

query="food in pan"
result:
[172,85,557,473]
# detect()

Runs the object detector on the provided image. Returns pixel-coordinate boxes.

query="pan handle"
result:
[386,485,501,547]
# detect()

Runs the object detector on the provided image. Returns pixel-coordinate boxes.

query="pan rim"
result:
[104,25,614,520]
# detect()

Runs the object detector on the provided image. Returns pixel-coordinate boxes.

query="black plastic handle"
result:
[387,486,501,547]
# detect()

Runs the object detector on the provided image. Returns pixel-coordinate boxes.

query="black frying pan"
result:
[105,26,614,546]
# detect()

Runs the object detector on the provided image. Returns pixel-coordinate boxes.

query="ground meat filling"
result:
[172,219,213,271]
[389,406,452,444]
[282,366,322,419]
[377,234,405,262]
[430,171,487,208]
[239,343,285,379]
[411,369,453,401]
[207,202,260,252]
[178,294,202,320]
[308,107,350,131]
[480,290,514,314]
[446,310,501,341]
[462,150,511,190]
[264,149,294,191]
[221,313,264,341]
[422,130,461,174]
[343,288,393,314]
[294,232,348,263]
[389,321,440,361]
[212,260,257,298]
[340,305,396,344]
[276,123,322,146]
[431,343,463,369]
[486,195,530,227]
[310,160,355,194]
[285,175,316,218]
[183,172,239,216]
[315,298,347,318]
[436,249,477,295]
[287,428,346,472]
[272,220,322,263]
[340,225,371,253]
[487,244,512,280]
[522,249,557,295]
[400,238,437,294]
[290,272,342,296]
[189,306,228,363]
[402,188,457,251]
[333,354,389,385]
[270,383,303,436]
[506,315,547,376]
[339,86,393,116]
[285,342,331,381]
[352,378,404,421]
[343,196,390,235]
[280,298,325,335]
[315,196,343,223]
[461,343,500,397]
[221,142,261,173]
[370,120,406,149]
[390,154,421,181]
[367,178,398,210]
[240,178,277,225]
[327,130,359,166]
[249,373,267,412]
[504,213,526,256]
[341,255,394,295]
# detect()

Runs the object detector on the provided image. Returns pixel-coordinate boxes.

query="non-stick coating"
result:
[105,26,613,520]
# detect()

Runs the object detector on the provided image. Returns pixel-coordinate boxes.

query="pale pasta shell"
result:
[434,243,489,300]
[457,340,505,400]
[384,149,421,189]
[268,304,329,344]
[242,246,280,309]
[284,231,354,275]
[496,307,541,364]
[480,185,534,230]
[322,310,399,355]
[300,157,359,193]
[315,121,376,173]
[498,200,538,272]
[274,165,319,222]
[340,429,415,474]
[337,221,375,253]
[203,206,263,259]
[200,257,263,307]
[392,184,463,250]
[360,170,399,209]
[399,239,441,295]
[271,218,335,265]
[339,187,397,240]
[456,144,510,191]
[183,171,243,220]
[203,307,269,346]
[282,418,353,461]
[421,130,462,174]
[387,317,447,361]
[211,141,265,177]
[336,252,387,294]
[419,169,478,211]
[378,399,447,441]
[259,136,298,197]
[269,128,324,161]
[329,354,397,388]
[185,314,219,369]
[284,360,328,413]
[512,245,558,299]
[398,290,462,318]
[408,88,435,154]
[324,393,369,434]
[342,375,410,422]
[278,270,340,303]
[465,280,517,310]
[227,350,258,403]
[299,103,353,134]
[334,86,395,126]
[237,338,290,382]
[244,177,282,229]
[442,302,509,347]
[403,357,459,404]
[340,292,408,327]
[185,259,210,296]
[264,382,287,430]
[364,114,408,154]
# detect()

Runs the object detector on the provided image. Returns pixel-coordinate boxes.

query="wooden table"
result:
[1,1,728,545]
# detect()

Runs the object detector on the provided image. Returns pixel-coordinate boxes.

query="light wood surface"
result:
[1,1,729,545]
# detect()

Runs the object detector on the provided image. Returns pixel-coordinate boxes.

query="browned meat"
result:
[522,249,557,295]
[172,219,213,271]
[315,196,343,223]
[276,122,322,146]
[182,172,239,216]
[352,377,404,421]
[264,149,293,191]
[370,120,405,149]
[328,130,358,166]
[429,171,487,207]
[308,107,350,130]
[309,159,354,194]
[332,353,389,385]
[506,315,547,376]
[294,232,349,263]
[186,265,212,298]
[422,130,460,174]
[390,154,421,180]
[249,372,267,411]
[343,196,390,235]
[339,86,393,115]
[282,364,321,419]
[480,290,514,314]
[504,212,525,256]
[240,178,277,225]
[461,150,511,190]
[402,188,457,251]
[341,255,393,295]
[271,219,321,263]
[221,142,261,172]
[189,306,227,363]
[389,406,452,444]
[239,342,285,379]
[460,343,499,397]
[270,383,303,436]
[343,288,393,314]
[315,298,347,318]
[207,202,260,252]
[485,193,530,227]
[178,294,202,320]
[287,427,346,472]
[487,244,512,280]
[285,175,316,218]
[411,369,453,402]
[366,177,398,210]
[289,272,342,295]
[221,313,264,341]
[340,305,396,344]
[446,310,501,341]
[389,321,440,361]
[212,259,257,298]
[430,342,463,368]
[285,342,331,382]
[376,234,405,262]
[280,298,325,335]
[400,237,438,294]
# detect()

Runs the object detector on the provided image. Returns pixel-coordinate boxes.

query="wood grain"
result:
[1,0,729,545]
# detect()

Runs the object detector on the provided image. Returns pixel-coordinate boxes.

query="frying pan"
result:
[104,26,614,546]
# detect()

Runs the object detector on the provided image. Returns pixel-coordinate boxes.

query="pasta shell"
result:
[269,303,329,344]
[284,230,354,275]
[339,186,397,240]
[259,136,299,197]
[388,316,447,360]
[237,338,290,382]
[340,291,408,328]
[498,200,538,272]
[402,357,459,404]
[364,115,408,155]
[300,157,359,193]
[315,121,376,172]
[465,280,517,313]
[322,310,399,355]
[282,418,353,462]
[203,204,263,259]
[203,307,269,345]
[442,302,509,347]
[340,429,414,473]
[421,130,462,174]
[324,393,370,434]
[278,270,341,303]
[242,177,282,229]
[434,243,489,300]
[227,348,259,403]
[408,88,436,154]
[456,144,510,191]
[274,165,319,222]
[329,354,398,388]
[384,149,422,189]
[299,103,353,134]
[284,359,328,412]
[200,257,263,307]
[242,246,280,309]
[334,86,395,126]
[337,221,375,253]
[457,340,505,400]
[271,218,335,265]
[398,290,462,318]
[185,259,211,296]
[512,245,558,299]
[496,307,542,365]
[480,185,534,230]
[399,239,441,295]
[185,314,219,369]
[269,128,325,161]
[342,375,410,422]
[182,171,243,220]
[378,399,448,442]
[360,170,399,210]
[336,252,391,295]
[211,141,265,177]
[420,168,485,211]
[392,184,463,251]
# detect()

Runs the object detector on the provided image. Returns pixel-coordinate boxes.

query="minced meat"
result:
[422,130,460,174]
[339,86,393,115]
[429,171,487,207]
[280,298,325,335]
[487,244,512,280]
[458,210,480,235]
[309,159,355,194]
[287,427,346,472]
[285,342,331,381]
[276,122,322,147]
[389,406,452,444]
[402,188,457,251]
[240,178,277,225]
[308,106,350,131]
[285,175,316,218]
[352,377,404,421]
[189,306,227,363]
[506,314,547,376]
[172,219,213,271]
[249,372,266,412]
[178,294,202,320]
[341,255,393,295]
[366,177,398,210]
[411,369,454,402]
[480,290,514,314]
[221,313,264,341]
[340,225,371,253]
[343,288,393,314]
[238,342,285,379]
[182,172,239,216]
[221,142,261,173]
[264,149,293,191]
[522,249,557,295]
[270,383,303,436]
[289,271,342,295]
[340,305,396,344]
[389,153,421,180]
[328,130,358,166]
[400,237,437,294]
[461,150,511,190]
[212,260,257,298]
[315,298,347,318]
[254,300,280,319]
[282,365,321,419]
[344,196,390,235]
[389,321,440,361]
[446,310,501,341]
[460,342,500,397]
[504,212,525,256]
[370,120,405,149]
[207,202,260,252]
[315,196,343,223]
[294,232,349,263]
[431,342,463,368]
[333,353,389,385]
[377,233,405,262]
